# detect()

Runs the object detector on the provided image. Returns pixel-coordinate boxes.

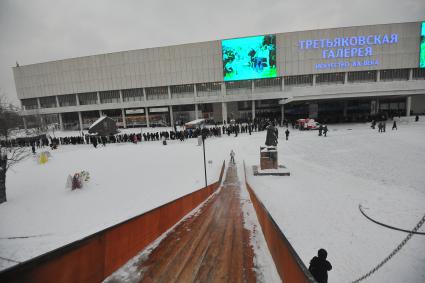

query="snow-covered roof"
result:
[89,116,107,130]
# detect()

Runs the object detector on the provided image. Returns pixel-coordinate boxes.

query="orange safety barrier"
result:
[244,165,316,283]
[0,161,225,283]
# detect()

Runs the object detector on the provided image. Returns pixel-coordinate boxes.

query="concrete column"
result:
[22,116,27,130]
[37,97,41,109]
[308,103,318,119]
[409,69,413,80]
[145,107,150,127]
[312,74,316,86]
[194,84,197,98]
[222,102,227,123]
[97,92,101,104]
[376,70,380,82]
[143,88,147,102]
[343,101,348,117]
[281,77,285,91]
[370,100,376,115]
[406,96,412,116]
[251,80,254,94]
[168,86,172,100]
[195,104,199,119]
[78,111,83,131]
[55,96,60,107]
[99,110,102,117]
[169,106,174,127]
[119,90,123,103]
[252,100,256,120]
[76,94,80,106]
[39,115,45,129]
[121,109,126,128]
[221,82,226,97]
[280,104,285,125]
[376,98,380,114]
[58,113,64,131]
[344,72,348,84]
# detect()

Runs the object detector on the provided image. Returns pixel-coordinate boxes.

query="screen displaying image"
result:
[420,22,425,68]
[222,35,277,81]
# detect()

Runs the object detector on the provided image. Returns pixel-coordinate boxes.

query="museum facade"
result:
[13,21,425,130]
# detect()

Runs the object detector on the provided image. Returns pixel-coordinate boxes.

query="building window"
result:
[196,82,221,97]
[316,72,345,85]
[254,77,281,93]
[58,94,77,107]
[99,90,120,104]
[380,69,409,81]
[284,75,313,87]
[225,80,251,95]
[39,96,57,108]
[347,70,377,83]
[21,98,38,110]
[145,86,168,100]
[171,84,194,99]
[42,114,59,125]
[412,68,425,80]
[122,88,144,102]
[78,92,98,105]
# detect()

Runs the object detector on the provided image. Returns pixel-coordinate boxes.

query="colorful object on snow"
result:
[38,152,48,164]
[70,170,91,190]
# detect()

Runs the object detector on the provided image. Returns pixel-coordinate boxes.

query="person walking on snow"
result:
[285,129,290,140]
[392,120,397,130]
[323,125,328,137]
[230,150,235,164]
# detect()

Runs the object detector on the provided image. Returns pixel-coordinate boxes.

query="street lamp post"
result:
[202,131,207,188]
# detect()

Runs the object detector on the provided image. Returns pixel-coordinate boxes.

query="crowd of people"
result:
[2,114,420,151]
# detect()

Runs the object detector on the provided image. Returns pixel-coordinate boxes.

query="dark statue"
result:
[265,123,278,146]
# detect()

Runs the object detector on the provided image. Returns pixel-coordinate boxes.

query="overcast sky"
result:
[0,0,424,105]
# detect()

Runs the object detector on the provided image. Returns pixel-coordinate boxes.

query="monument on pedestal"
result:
[253,122,290,176]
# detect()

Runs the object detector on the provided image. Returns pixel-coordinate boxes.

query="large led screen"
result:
[421,22,425,68]
[222,35,277,81]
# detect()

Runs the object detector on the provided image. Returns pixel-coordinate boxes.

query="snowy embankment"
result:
[1,121,424,283]
[0,137,222,271]
[246,122,425,283]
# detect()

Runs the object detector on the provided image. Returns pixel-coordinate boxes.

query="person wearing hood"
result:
[308,248,332,283]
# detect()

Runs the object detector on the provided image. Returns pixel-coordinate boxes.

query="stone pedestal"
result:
[260,146,278,170]
[254,146,290,176]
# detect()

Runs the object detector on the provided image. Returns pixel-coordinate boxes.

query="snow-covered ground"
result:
[0,136,222,270]
[1,121,425,282]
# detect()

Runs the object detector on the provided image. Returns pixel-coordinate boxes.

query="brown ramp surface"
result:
[136,164,256,283]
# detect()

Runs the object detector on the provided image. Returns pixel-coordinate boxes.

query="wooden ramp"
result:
[136,164,256,283]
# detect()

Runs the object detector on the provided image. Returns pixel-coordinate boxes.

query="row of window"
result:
[21,68,425,109]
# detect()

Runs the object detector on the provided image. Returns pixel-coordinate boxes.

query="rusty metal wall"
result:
[244,176,315,282]
[0,161,225,283]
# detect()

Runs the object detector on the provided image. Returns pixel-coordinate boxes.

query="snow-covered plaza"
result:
[1,120,425,282]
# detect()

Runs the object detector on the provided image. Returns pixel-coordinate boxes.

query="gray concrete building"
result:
[13,21,425,130]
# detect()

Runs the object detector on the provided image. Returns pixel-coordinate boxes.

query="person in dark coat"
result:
[392,120,397,130]
[309,249,332,283]
[318,125,323,136]
[285,129,290,140]
[323,125,328,137]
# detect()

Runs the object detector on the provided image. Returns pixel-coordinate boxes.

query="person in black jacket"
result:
[309,248,332,283]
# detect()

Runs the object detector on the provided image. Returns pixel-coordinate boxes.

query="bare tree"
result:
[0,94,29,204]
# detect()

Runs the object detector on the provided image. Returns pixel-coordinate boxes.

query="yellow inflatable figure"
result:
[39,152,48,164]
